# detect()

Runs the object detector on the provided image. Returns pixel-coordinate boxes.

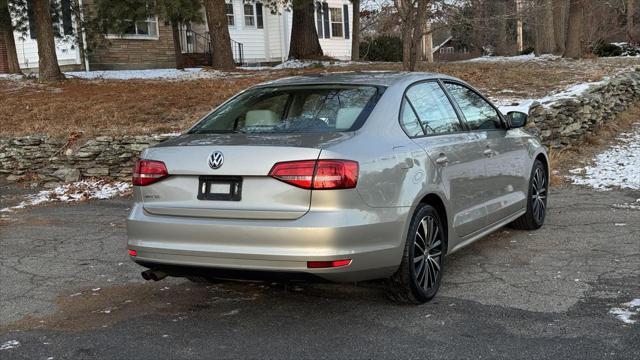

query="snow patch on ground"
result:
[273,60,373,70]
[466,53,560,63]
[0,180,131,213]
[0,340,20,351]
[496,80,606,114]
[65,68,227,80]
[0,74,24,81]
[612,199,640,210]
[609,299,640,324]
[568,123,640,190]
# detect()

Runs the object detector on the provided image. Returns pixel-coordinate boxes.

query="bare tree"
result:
[288,0,323,59]
[553,0,568,53]
[535,0,555,54]
[33,0,64,81]
[395,0,430,71]
[204,0,236,69]
[0,0,21,73]
[627,0,637,44]
[351,0,360,60]
[495,0,508,55]
[564,0,583,58]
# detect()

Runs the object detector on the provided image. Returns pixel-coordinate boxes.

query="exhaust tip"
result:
[141,270,153,281]
[141,269,168,281]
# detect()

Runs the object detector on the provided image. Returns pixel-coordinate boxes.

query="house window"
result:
[123,18,158,37]
[244,4,255,27]
[226,2,234,26]
[330,7,343,37]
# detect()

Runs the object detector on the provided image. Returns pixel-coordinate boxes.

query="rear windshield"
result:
[188,85,381,134]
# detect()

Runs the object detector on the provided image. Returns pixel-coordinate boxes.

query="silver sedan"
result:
[127,72,548,303]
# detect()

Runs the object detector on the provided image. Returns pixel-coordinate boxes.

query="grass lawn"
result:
[1,57,638,138]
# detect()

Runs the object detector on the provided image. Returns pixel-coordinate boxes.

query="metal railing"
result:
[231,39,244,66]
[180,28,244,66]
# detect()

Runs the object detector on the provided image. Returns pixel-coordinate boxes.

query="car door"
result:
[400,80,488,238]
[443,81,529,226]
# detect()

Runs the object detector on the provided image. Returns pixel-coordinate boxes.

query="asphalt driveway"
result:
[0,183,638,359]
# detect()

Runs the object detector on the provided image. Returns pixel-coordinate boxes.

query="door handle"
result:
[435,155,449,165]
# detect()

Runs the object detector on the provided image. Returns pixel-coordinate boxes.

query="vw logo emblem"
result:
[208,151,224,169]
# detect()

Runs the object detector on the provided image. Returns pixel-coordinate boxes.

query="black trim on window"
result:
[397,79,467,139]
[440,79,508,131]
[256,3,264,29]
[343,4,350,39]
[322,2,330,39]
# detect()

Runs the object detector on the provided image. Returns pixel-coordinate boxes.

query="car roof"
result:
[255,71,463,88]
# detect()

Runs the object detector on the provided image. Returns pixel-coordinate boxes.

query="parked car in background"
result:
[127,72,548,304]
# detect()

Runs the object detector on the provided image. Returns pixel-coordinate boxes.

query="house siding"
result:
[12,32,81,70]
[314,0,353,60]
[5,0,352,72]
[194,0,352,64]
[88,22,177,70]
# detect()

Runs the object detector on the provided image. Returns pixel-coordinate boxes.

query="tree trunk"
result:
[421,22,433,62]
[351,0,360,61]
[33,0,63,81]
[553,0,568,54]
[401,25,411,70]
[496,0,509,55]
[564,0,583,58]
[0,1,21,73]
[288,0,323,60]
[628,0,637,44]
[171,22,184,70]
[204,0,235,69]
[535,0,556,55]
[407,0,428,71]
[516,0,523,52]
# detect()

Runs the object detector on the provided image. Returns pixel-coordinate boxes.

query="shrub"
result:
[360,35,403,62]
[592,41,623,57]
[520,46,535,55]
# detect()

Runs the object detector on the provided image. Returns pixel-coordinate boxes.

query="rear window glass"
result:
[189,85,380,134]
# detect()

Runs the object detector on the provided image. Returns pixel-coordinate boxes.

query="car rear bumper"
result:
[126,203,409,282]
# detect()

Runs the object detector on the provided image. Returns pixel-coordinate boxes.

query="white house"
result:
[2,0,354,72]
[218,0,354,63]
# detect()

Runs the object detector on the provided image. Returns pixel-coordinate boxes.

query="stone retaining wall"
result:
[1,70,639,184]
[0,134,174,185]
[528,69,640,146]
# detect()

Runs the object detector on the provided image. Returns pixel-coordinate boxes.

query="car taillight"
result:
[268,160,358,190]
[132,159,169,186]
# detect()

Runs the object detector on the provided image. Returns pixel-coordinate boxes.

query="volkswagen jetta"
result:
[127,72,548,303]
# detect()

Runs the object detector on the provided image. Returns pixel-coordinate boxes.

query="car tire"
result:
[386,203,445,304]
[510,159,548,230]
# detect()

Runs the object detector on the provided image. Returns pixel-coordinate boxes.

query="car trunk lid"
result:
[139,133,351,220]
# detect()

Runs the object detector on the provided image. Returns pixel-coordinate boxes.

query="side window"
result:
[405,82,463,135]
[444,83,502,130]
[400,99,424,137]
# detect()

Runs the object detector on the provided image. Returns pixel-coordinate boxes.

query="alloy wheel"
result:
[413,216,443,291]
[531,167,547,223]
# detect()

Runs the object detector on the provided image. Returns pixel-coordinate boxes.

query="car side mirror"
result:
[506,111,528,129]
